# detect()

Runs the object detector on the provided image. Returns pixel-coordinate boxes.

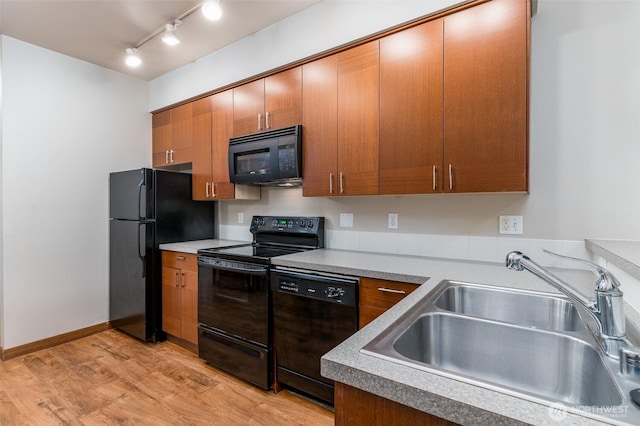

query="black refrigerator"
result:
[109,168,215,342]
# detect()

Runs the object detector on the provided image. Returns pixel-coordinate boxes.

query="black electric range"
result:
[196,216,324,390]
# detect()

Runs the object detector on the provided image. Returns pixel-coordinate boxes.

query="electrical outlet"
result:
[499,215,523,235]
[388,213,398,229]
[340,213,354,228]
[238,212,244,224]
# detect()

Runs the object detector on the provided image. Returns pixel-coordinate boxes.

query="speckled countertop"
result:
[272,248,640,426]
[159,239,249,254]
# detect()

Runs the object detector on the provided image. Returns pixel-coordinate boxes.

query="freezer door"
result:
[109,168,153,220]
[109,219,158,341]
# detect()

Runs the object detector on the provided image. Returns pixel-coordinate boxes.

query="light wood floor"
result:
[0,329,334,425]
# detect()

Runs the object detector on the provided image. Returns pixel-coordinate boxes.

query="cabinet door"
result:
[192,96,213,200]
[302,55,338,197]
[161,265,182,338]
[359,278,418,328]
[380,20,444,195]
[443,0,529,193]
[181,269,199,345]
[337,41,380,196]
[211,90,236,199]
[264,66,302,131]
[169,103,193,165]
[152,110,171,167]
[233,79,265,136]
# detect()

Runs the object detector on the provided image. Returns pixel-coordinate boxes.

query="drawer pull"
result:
[175,256,186,261]
[377,287,406,295]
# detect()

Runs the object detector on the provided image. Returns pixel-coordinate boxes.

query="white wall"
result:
[151,0,640,246]
[0,36,150,349]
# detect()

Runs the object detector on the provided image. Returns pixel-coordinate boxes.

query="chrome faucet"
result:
[506,250,630,360]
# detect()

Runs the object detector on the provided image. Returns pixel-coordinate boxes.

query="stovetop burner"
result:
[198,216,324,264]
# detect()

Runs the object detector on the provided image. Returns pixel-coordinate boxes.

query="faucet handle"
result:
[542,249,621,292]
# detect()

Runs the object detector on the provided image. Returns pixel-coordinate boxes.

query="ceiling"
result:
[0,0,321,81]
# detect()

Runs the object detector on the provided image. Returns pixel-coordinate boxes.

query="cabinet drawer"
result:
[161,251,197,271]
[359,278,418,310]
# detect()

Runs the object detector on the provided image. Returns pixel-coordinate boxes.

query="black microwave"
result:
[228,125,302,186]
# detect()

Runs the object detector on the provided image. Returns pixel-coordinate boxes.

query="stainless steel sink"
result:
[361,280,640,422]
[433,281,584,331]
[392,313,620,406]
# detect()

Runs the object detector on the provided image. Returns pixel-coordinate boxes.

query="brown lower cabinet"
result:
[161,251,198,348]
[335,383,457,426]
[359,277,419,328]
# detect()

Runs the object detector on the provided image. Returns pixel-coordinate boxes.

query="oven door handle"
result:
[198,261,269,276]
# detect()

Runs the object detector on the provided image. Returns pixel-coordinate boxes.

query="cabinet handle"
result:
[170,150,174,163]
[339,172,344,194]
[175,256,186,261]
[265,111,271,129]
[205,182,210,198]
[257,113,262,131]
[181,272,185,288]
[211,182,216,198]
[377,287,406,295]
[329,173,333,195]
[432,165,436,191]
[165,150,169,164]
[175,271,180,287]
[448,163,453,191]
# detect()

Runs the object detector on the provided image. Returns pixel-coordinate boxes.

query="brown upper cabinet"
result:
[192,91,259,201]
[301,55,338,197]
[379,19,444,195]
[192,96,214,200]
[302,41,380,196]
[443,0,529,193]
[192,92,236,200]
[337,41,380,196]
[152,103,193,167]
[232,67,302,136]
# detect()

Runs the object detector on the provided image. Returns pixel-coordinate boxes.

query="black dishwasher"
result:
[271,267,358,404]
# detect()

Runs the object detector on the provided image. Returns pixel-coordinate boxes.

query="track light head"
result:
[202,0,222,21]
[125,48,142,68]
[162,21,181,46]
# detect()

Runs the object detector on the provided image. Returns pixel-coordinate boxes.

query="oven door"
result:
[197,256,270,346]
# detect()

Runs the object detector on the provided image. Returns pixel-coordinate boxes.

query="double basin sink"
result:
[361,280,640,422]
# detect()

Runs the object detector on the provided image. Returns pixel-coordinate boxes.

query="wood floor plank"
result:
[0,330,334,426]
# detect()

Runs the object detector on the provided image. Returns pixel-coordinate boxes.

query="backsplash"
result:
[218,224,590,270]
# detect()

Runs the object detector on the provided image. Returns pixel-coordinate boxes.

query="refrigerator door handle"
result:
[137,175,146,220]
[138,223,146,278]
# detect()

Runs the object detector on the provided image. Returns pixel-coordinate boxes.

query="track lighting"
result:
[125,48,141,68]
[161,21,181,46]
[124,1,223,68]
[202,0,222,21]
